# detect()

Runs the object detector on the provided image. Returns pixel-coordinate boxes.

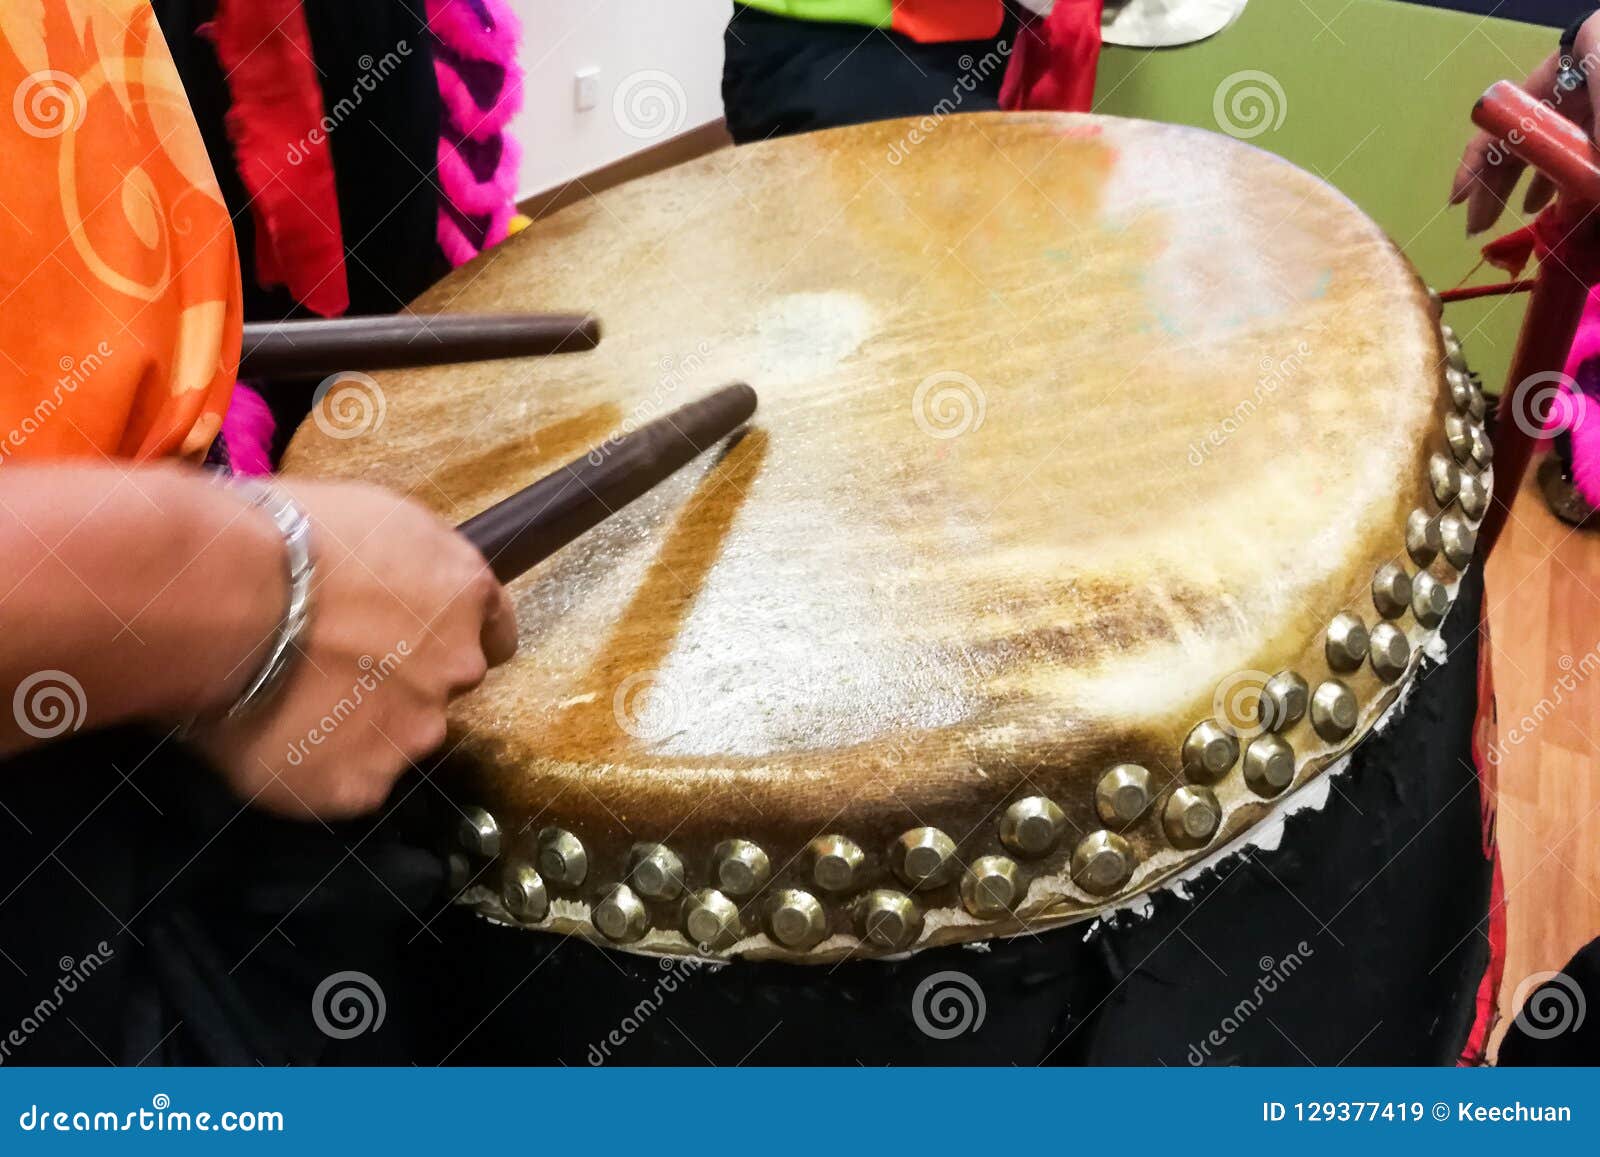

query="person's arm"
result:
[1450,11,1600,233]
[0,462,284,749]
[0,461,519,819]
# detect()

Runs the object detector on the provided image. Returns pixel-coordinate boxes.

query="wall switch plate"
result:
[574,67,600,112]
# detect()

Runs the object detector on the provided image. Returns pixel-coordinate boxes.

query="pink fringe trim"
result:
[1548,285,1600,506]
[428,0,523,268]
[434,53,524,139]
[221,384,275,476]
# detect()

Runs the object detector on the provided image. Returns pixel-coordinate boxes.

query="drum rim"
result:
[283,113,1490,962]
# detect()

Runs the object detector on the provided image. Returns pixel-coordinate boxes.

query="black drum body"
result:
[412,567,1492,1066]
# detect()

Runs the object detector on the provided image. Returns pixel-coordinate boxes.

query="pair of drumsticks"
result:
[247,313,756,583]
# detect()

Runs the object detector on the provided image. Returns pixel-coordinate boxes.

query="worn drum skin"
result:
[283,111,1493,1042]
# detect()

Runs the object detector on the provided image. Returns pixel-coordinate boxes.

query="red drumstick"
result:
[1471,80,1600,202]
[457,383,758,583]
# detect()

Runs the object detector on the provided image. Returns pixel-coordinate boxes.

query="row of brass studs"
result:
[1167,322,1485,824]
[459,779,1228,955]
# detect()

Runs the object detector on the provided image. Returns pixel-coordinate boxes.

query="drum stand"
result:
[1468,82,1600,553]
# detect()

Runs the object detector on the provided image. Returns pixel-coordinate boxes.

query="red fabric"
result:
[1000,0,1103,113]
[1482,199,1600,284]
[890,0,1004,42]
[1459,600,1505,1065]
[204,0,349,318]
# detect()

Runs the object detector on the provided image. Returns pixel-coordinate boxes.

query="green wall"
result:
[1092,0,1559,393]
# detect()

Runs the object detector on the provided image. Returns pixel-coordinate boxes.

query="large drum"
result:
[284,113,1496,1064]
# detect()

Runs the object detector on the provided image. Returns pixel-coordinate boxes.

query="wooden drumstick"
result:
[238,313,601,379]
[458,383,759,583]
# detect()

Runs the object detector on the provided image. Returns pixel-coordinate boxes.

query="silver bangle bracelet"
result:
[224,480,315,719]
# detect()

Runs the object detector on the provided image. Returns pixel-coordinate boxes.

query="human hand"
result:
[189,478,518,820]
[1449,13,1600,234]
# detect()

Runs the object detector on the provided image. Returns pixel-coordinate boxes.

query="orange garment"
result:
[0,0,241,465]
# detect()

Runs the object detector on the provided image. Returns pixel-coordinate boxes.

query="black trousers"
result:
[721,4,1019,144]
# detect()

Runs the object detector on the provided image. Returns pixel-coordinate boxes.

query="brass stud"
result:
[1243,734,1296,798]
[594,884,649,943]
[1427,287,1442,317]
[1467,386,1487,421]
[712,839,771,898]
[1444,412,1473,464]
[1429,453,1461,507]
[767,888,828,949]
[1368,622,1410,682]
[1162,786,1222,849]
[961,856,1022,918]
[1095,765,1153,826]
[682,888,742,950]
[1182,720,1239,782]
[1458,472,1487,520]
[457,807,501,858]
[1325,613,1370,672]
[1440,514,1476,569]
[501,863,548,922]
[1469,424,1493,468]
[858,890,922,950]
[1001,796,1066,857]
[537,828,587,887]
[1070,830,1134,895]
[890,827,959,890]
[1447,368,1485,419]
[1261,671,1308,731]
[1310,680,1358,742]
[1371,562,1412,620]
[807,834,865,893]
[1407,509,1441,567]
[1412,571,1450,628]
[627,842,685,902]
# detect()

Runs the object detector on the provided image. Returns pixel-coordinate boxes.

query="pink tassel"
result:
[427,0,524,269]
[221,384,276,476]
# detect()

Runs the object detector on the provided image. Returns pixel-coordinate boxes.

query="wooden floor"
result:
[1485,459,1600,1055]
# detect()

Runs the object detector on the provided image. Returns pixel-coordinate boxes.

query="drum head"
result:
[283,112,1487,961]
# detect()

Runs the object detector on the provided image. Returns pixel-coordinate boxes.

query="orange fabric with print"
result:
[0,0,241,465]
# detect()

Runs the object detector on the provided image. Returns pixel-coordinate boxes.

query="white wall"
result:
[509,0,732,198]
